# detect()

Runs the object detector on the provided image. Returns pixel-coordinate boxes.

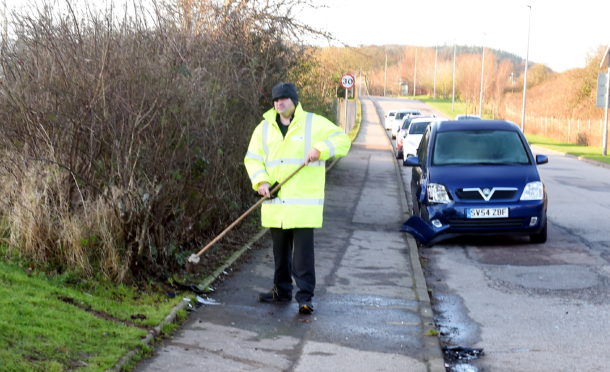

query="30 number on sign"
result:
[341,74,355,89]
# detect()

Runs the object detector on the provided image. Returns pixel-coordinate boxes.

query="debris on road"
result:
[443,346,484,361]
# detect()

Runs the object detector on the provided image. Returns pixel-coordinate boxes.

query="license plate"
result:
[467,207,509,218]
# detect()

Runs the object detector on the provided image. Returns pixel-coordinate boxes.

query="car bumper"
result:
[423,200,547,236]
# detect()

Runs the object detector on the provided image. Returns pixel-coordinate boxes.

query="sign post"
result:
[341,74,355,132]
[600,46,610,156]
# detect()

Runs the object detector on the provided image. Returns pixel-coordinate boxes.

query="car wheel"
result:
[530,221,547,244]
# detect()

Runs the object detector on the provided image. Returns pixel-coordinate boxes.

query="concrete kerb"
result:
[370,97,445,371]
[109,227,268,372]
[394,154,445,372]
[110,141,349,371]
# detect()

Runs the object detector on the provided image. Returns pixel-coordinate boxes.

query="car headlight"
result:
[520,181,544,200]
[427,183,451,203]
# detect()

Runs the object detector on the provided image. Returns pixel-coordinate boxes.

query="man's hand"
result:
[305,148,321,165]
[257,182,271,198]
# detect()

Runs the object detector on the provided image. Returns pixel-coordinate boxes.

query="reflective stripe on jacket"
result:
[244,103,351,228]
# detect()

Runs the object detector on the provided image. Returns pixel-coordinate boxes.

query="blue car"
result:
[404,120,548,244]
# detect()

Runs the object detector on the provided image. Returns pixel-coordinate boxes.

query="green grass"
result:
[0,260,184,371]
[526,134,610,164]
[412,96,483,119]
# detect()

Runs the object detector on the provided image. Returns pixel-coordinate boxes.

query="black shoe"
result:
[257,287,291,303]
[298,302,314,315]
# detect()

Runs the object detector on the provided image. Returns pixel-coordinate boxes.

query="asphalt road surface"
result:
[376,97,610,372]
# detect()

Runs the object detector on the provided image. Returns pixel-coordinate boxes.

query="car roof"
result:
[435,120,521,132]
[410,116,436,124]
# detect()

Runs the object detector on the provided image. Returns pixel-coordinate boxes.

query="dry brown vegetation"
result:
[501,47,607,145]
[354,44,607,146]
[0,0,329,282]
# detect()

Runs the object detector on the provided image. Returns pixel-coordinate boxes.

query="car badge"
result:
[482,188,491,196]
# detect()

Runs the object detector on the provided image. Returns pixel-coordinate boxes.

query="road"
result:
[375,97,610,372]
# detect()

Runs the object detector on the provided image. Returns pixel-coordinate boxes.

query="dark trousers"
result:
[270,228,315,304]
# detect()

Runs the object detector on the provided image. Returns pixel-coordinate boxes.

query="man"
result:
[244,82,351,314]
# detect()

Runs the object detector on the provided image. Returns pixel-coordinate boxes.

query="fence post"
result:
[545,117,547,134]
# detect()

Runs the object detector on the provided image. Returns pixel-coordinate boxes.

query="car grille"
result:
[448,218,526,228]
[456,189,518,201]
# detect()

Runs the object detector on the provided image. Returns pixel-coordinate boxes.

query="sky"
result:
[299,0,609,72]
[1,0,607,72]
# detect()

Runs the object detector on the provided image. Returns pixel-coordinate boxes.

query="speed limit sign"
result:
[341,74,355,89]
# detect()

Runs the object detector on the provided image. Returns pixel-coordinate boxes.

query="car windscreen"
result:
[432,130,530,165]
[409,121,431,134]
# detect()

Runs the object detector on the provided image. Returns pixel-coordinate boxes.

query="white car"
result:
[384,110,398,130]
[396,114,433,159]
[402,117,436,164]
[391,109,421,138]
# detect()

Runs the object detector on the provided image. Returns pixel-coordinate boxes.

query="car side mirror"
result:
[535,154,548,165]
[404,156,421,167]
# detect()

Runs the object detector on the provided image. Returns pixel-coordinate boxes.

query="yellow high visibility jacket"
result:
[244,103,351,228]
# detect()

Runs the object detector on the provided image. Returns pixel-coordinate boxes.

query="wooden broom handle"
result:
[191,163,306,259]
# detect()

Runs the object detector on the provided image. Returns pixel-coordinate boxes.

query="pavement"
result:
[132,97,445,372]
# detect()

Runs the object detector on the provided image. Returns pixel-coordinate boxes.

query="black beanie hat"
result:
[272,82,299,106]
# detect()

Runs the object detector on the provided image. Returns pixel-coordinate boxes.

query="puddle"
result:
[421,251,483,372]
[434,294,479,345]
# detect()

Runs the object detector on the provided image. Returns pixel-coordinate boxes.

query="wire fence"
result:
[504,106,607,146]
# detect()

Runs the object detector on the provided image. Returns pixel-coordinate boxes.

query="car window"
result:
[409,121,431,134]
[389,112,395,117]
[432,130,530,165]
[418,128,430,163]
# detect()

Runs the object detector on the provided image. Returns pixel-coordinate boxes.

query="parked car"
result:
[400,117,436,161]
[455,114,481,120]
[391,109,421,138]
[396,115,435,159]
[404,120,548,244]
[384,110,398,130]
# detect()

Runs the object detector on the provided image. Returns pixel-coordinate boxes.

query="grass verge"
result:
[410,96,482,119]
[526,134,610,165]
[0,258,184,371]
[416,95,610,165]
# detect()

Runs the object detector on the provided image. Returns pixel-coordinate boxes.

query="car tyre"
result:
[530,221,547,244]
